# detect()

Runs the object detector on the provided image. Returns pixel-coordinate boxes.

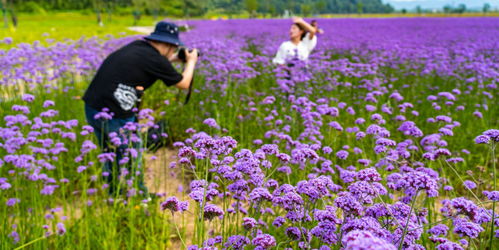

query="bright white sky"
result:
[384,0,499,9]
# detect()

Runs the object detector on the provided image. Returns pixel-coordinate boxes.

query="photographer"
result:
[82,21,198,196]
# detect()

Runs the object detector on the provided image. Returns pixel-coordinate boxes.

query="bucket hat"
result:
[144,21,183,46]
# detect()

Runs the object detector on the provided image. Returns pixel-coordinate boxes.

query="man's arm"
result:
[175,49,198,89]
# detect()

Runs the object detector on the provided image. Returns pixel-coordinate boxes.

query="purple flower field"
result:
[0,18,498,249]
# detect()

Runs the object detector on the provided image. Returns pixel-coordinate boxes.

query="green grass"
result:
[0,12,160,49]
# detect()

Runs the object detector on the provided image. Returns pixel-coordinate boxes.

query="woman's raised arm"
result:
[292,17,316,39]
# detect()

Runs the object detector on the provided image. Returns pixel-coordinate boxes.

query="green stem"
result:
[173,215,187,249]
[13,235,49,250]
[489,144,496,249]
[398,189,419,250]
[444,160,487,208]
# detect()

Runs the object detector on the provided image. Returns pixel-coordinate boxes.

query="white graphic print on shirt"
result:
[113,83,137,111]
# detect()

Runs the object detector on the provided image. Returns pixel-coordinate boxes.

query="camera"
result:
[177,47,201,62]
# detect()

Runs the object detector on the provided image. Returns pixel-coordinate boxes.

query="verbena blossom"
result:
[160,197,189,213]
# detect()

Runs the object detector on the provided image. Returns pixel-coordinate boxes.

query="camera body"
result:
[177,48,201,62]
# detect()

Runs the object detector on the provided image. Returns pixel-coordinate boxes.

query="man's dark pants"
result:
[84,103,147,196]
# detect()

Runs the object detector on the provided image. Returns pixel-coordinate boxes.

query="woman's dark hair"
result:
[293,23,307,40]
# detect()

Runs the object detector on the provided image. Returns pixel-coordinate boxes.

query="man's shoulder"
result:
[121,40,152,51]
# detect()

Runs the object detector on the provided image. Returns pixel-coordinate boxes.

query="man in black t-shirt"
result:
[83,21,198,196]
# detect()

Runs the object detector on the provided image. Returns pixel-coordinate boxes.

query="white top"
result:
[272,34,317,65]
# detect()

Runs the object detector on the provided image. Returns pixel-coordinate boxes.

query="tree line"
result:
[3,0,395,18]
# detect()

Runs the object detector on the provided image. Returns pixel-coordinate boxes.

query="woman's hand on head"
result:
[292,17,304,24]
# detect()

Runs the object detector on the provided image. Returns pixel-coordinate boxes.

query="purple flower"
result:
[453,218,484,238]
[225,235,250,250]
[375,138,396,146]
[94,111,113,120]
[9,231,19,243]
[203,204,224,221]
[475,135,490,144]
[311,221,339,244]
[272,216,285,228]
[483,129,499,142]
[40,185,59,195]
[446,157,464,163]
[463,180,477,190]
[348,181,387,204]
[356,168,382,182]
[22,94,35,102]
[334,192,363,216]
[242,217,257,230]
[483,190,499,201]
[449,197,483,222]
[341,230,396,250]
[249,187,273,202]
[329,121,343,131]
[251,233,276,249]
[56,222,66,235]
[6,198,20,206]
[203,118,220,129]
[286,226,302,240]
[356,131,366,140]
[160,196,189,213]
[322,146,333,154]
[43,100,55,108]
[436,241,464,250]
[272,185,303,210]
[336,150,349,160]
[428,224,449,236]
[365,105,377,112]
[260,144,279,155]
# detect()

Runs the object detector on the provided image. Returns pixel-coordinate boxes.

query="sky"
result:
[383,0,499,10]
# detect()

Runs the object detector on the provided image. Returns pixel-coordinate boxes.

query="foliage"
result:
[7,0,395,16]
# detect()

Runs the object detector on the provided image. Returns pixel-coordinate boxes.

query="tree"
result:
[301,3,312,17]
[483,3,491,13]
[103,0,116,22]
[356,2,363,15]
[415,5,422,15]
[314,0,326,14]
[1,0,8,28]
[91,0,104,26]
[7,0,396,17]
[8,0,15,27]
[401,8,407,14]
[146,0,161,20]
[456,3,466,14]
[244,0,257,17]
[132,0,146,25]
[443,4,452,14]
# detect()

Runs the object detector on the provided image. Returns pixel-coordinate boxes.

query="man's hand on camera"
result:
[185,48,199,63]
[169,53,182,63]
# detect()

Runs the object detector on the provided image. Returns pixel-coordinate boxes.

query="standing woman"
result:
[273,17,317,65]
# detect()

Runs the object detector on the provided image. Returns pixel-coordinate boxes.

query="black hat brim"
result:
[144,34,184,47]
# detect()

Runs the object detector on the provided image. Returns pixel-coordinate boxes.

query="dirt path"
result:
[144,148,183,196]
[144,148,198,248]
[128,26,154,34]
